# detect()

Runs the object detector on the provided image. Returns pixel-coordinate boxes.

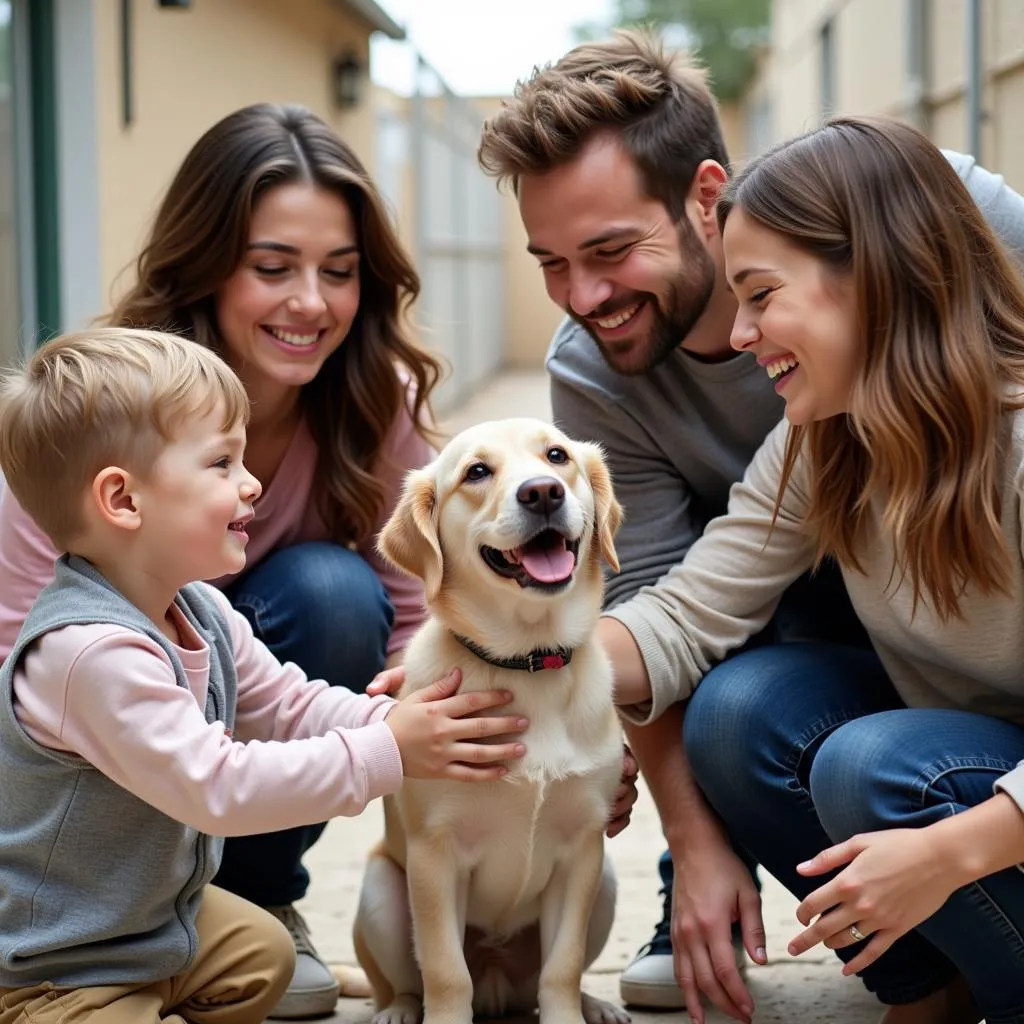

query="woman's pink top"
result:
[0,408,434,662]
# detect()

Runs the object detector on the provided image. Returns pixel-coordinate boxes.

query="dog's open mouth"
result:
[480,529,580,589]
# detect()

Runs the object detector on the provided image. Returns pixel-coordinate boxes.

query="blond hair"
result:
[0,328,249,548]
[718,116,1024,621]
[477,29,728,219]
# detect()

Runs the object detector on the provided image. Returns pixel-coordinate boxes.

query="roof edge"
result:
[336,0,405,40]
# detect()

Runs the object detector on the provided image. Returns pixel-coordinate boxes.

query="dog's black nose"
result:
[516,476,565,516]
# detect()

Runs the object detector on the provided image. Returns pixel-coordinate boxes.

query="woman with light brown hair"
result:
[607,115,1024,1024]
[0,102,442,1019]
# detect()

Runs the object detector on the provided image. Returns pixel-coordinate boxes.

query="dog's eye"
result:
[546,446,569,465]
[464,462,491,482]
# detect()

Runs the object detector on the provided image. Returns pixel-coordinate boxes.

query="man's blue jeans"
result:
[684,642,1024,1023]
[213,541,394,907]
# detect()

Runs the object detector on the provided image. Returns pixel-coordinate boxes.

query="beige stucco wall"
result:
[753,0,1024,191]
[717,101,747,163]
[92,0,377,315]
[968,0,1024,180]
[832,0,906,116]
[767,0,829,140]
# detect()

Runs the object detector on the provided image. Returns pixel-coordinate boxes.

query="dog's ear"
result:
[377,468,444,603]
[578,442,623,573]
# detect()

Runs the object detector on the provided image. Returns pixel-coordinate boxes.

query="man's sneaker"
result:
[619,933,747,1010]
[619,874,746,1010]
[266,905,340,1020]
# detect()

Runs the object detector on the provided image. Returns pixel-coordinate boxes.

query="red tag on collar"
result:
[541,654,567,670]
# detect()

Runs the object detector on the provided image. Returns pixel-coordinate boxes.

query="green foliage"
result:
[578,0,770,101]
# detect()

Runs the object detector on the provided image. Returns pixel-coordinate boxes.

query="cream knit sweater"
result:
[607,411,1024,808]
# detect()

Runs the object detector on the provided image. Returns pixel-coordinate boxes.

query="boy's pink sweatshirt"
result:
[12,587,404,833]
[0,411,433,663]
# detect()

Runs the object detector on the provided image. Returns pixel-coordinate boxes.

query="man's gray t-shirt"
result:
[548,150,1024,615]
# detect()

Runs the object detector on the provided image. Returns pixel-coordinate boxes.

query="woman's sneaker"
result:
[266,905,340,1020]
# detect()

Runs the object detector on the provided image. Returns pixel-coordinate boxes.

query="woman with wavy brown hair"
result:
[604,115,1024,1024]
[0,103,441,1019]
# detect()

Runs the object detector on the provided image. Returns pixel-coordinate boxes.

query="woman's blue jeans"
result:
[213,541,394,907]
[684,642,1024,1024]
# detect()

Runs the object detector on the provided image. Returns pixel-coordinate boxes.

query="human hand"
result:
[672,838,766,1024]
[366,665,405,697]
[789,828,959,976]
[606,744,639,838]
[384,668,529,782]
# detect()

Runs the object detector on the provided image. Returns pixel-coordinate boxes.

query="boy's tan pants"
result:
[0,886,294,1023]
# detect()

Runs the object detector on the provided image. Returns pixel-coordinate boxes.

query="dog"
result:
[353,417,629,1024]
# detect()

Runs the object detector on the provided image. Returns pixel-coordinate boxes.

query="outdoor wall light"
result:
[332,52,365,109]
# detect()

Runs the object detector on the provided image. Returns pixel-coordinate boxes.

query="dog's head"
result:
[378,418,622,615]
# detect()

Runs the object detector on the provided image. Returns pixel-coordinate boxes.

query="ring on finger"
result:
[849,924,867,942]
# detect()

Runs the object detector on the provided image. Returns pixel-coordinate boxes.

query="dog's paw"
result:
[581,992,630,1024]
[373,995,422,1024]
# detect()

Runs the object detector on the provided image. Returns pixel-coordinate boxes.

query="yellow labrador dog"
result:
[354,418,628,1024]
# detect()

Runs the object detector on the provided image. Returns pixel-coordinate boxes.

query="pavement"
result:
[295,370,885,1024]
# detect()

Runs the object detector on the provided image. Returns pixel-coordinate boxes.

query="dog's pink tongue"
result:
[519,547,576,583]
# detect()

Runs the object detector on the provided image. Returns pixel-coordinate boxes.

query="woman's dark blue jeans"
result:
[684,642,1024,1024]
[213,541,394,907]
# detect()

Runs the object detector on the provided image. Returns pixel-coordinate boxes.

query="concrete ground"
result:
[297,370,884,1024]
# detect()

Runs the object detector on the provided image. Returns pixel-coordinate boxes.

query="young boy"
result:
[0,328,528,1024]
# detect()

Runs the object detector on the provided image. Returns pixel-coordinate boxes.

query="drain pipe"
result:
[905,0,929,133]
[966,0,982,160]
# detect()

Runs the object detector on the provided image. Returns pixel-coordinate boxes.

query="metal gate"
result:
[375,55,504,418]
[374,50,505,415]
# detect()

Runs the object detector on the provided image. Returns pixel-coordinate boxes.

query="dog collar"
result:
[450,633,574,673]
